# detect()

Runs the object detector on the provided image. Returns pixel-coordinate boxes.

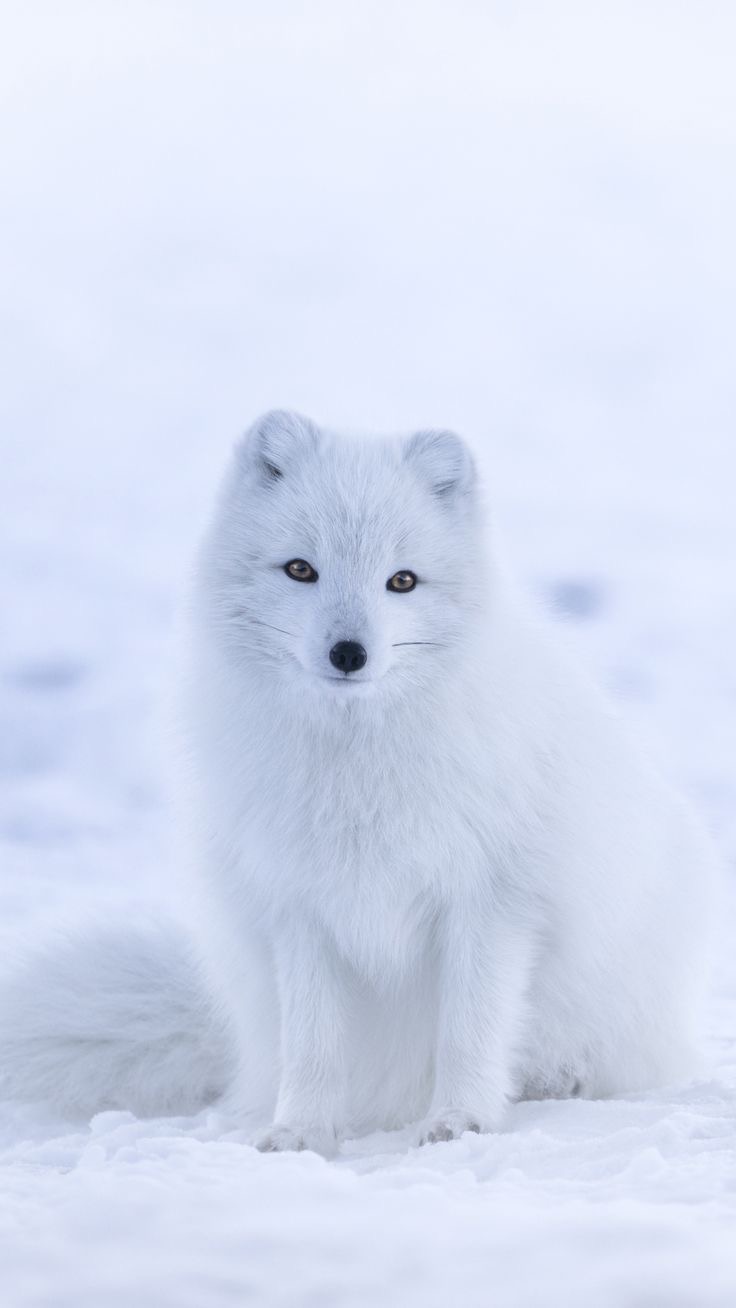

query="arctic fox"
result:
[0,411,716,1152]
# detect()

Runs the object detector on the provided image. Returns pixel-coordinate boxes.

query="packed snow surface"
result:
[1,3,735,1305]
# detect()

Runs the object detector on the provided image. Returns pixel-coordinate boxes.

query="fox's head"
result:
[199,410,488,704]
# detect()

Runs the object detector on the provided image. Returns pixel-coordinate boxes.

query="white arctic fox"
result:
[0,411,716,1152]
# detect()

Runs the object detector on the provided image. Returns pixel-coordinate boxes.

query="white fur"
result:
[0,919,232,1117]
[0,412,717,1152]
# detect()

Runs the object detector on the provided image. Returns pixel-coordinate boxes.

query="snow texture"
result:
[1,3,735,1305]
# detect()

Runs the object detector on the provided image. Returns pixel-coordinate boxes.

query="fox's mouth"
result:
[322,674,370,685]
[318,673,376,694]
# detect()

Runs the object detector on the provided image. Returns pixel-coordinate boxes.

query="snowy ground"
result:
[1,4,735,1305]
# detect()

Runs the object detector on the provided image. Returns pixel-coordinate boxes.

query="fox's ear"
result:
[404,429,476,499]
[240,409,320,481]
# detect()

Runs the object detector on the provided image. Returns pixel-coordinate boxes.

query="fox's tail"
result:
[0,918,233,1118]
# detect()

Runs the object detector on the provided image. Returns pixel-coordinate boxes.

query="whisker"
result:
[235,614,296,639]
[391,641,444,647]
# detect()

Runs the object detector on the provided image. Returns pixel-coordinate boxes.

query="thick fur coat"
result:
[0,412,716,1152]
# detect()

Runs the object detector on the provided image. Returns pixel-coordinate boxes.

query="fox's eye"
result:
[285,559,318,583]
[387,570,417,593]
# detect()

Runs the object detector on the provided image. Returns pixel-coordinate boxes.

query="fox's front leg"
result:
[420,907,533,1145]
[252,922,347,1156]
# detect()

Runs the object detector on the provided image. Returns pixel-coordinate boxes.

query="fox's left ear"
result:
[404,429,476,499]
[240,409,320,483]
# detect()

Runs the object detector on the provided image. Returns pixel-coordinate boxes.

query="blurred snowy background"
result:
[1,3,735,1306]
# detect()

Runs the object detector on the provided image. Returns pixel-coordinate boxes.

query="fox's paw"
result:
[252,1124,308,1153]
[418,1109,488,1146]
[251,1123,337,1156]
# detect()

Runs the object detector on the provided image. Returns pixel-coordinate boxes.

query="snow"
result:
[1,3,735,1304]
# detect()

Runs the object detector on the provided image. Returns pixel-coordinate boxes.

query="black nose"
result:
[329,640,368,674]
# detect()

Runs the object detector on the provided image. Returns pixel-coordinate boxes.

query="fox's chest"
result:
[275,764,446,896]
[260,747,493,961]
[220,704,512,964]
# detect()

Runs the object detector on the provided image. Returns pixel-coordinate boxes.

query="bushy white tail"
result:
[0,919,233,1118]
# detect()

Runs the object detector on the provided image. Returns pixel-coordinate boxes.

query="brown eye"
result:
[387,570,417,593]
[285,559,318,583]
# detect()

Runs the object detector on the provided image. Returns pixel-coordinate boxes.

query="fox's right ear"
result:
[404,428,476,500]
[238,409,320,482]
